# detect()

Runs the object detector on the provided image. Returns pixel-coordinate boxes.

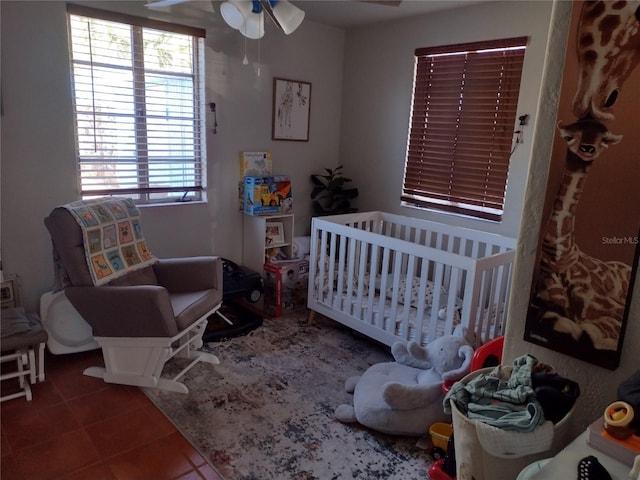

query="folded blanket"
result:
[1,307,33,338]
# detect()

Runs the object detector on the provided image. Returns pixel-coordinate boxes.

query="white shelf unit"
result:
[242,213,294,275]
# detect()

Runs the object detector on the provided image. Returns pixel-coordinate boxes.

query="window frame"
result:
[67,4,207,205]
[402,37,528,221]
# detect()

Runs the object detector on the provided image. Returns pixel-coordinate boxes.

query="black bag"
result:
[617,370,640,433]
[532,372,580,424]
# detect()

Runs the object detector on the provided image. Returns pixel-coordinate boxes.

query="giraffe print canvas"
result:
[524,0,640,370]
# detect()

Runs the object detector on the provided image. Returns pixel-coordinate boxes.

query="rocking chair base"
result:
[83,306,221,393]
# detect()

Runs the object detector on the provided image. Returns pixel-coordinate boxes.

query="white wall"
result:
[0,0,345,311]
[339,1,555,239]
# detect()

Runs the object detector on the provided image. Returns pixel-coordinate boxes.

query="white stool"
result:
[1,309,48,402]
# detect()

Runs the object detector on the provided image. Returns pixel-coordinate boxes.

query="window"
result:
[67,5,206,204]
[402,37,527,221]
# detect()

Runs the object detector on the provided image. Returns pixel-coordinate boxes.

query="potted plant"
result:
[310,165,359,216]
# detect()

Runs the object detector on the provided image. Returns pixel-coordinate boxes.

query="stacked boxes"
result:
[238,151,272,211]
[244,175,293,216]
[263,259,309,317]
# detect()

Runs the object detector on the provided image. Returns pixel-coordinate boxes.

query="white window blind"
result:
[402,37,527,221]
[67,4,206,204]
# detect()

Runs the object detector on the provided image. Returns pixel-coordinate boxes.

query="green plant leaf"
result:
[310,165,358,216]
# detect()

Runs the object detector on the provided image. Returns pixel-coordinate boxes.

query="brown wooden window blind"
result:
[402,37,528,221]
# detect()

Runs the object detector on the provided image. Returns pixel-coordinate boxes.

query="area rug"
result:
[143,311,434,480]
[203,301,263,343]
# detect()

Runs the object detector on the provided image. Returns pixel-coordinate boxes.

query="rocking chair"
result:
[43,198,223,393]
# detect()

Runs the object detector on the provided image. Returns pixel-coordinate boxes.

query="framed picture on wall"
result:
[523,1,640,370]
[272,77,311,141]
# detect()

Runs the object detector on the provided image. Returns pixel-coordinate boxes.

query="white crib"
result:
[307,212,516,348]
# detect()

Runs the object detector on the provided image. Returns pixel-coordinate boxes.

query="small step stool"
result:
[1,308,48,402]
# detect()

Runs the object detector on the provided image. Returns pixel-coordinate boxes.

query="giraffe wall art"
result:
[524,0,640,370]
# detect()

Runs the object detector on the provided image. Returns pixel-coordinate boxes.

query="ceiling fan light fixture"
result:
[239,10,265,39]
[270,0,305,35]
[220,0,250,30]
[218,0,302,38]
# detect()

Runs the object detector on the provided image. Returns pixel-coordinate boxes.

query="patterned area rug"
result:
[143,311,434,480]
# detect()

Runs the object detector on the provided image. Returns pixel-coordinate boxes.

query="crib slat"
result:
[443,266,462,335]
[363,245,380,325]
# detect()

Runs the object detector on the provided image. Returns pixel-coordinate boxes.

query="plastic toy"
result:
[222,258,263,303]
[429,422,453,459]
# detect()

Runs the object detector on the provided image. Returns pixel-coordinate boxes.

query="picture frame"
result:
[266,222,285,246]
[272,77,311,141]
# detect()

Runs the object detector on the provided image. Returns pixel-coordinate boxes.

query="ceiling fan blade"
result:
[260,0,283,31]
[357,0,402,5]
[260,0,305,35]
[145,0,191,8]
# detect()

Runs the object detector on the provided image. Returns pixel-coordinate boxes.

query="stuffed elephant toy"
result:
[334,333,474,435]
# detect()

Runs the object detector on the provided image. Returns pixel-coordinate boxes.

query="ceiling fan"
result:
[146,0,306,39]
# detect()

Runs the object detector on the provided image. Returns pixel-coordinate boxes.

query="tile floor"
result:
[1,348,224,480]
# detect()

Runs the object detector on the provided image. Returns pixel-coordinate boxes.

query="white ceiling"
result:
[152,1,487,28]
[297,0,485,28]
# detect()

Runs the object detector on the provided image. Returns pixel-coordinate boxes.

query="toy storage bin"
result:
[450,367,575,480]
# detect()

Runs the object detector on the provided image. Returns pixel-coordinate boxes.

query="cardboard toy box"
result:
[263,259,309,317]
[240,151,272,178]
[238,152,272,211]
[244,175,293,216]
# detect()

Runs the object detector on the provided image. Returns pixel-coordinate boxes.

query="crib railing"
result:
[308,212,516,348]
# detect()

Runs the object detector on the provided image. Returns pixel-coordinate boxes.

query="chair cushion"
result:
[171,290,223,331]
[1,309,48,352]
[66,285,179,337]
